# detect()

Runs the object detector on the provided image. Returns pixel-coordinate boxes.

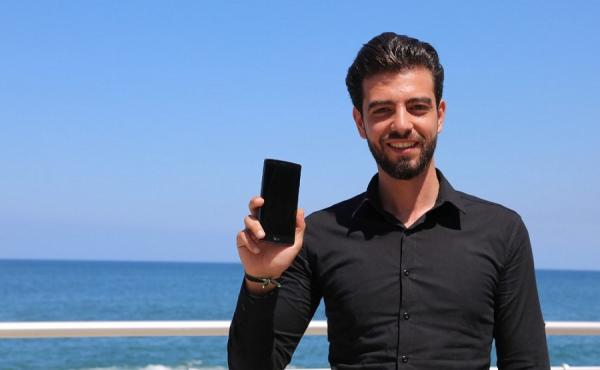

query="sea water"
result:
[0,260,598,369]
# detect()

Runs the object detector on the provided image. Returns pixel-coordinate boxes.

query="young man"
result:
[229,32,550,370]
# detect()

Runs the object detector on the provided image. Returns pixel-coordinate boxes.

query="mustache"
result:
[383,131,423,141]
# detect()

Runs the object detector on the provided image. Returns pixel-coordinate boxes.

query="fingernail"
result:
[257,230,265,239]
[252,247,260,254]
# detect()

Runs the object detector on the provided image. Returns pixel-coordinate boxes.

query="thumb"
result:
[295,208,306,233]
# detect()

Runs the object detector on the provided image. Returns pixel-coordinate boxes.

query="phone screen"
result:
[258,159,301,245]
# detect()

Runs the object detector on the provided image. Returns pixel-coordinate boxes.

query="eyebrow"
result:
[366,97,434,111]
[406,97,433,105]
[366,100,393,111]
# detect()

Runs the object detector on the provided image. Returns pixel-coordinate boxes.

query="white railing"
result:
[1,321,599,369]
[1,320,599,338]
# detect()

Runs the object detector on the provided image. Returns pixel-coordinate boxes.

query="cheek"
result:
[419,118,441,137]
[367,120,389,136]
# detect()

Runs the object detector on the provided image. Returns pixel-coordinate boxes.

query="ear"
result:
[436,99,446,134]
[353,107,367,139]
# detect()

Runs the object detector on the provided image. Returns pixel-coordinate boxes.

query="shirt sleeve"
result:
[494,216,550,369]
[227,245,322,370]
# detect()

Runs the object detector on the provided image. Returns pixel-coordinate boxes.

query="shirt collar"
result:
[352,168,466,221]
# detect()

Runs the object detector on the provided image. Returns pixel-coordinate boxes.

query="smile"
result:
[388,142,417,149]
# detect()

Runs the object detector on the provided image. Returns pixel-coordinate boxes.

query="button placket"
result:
[397,233,405,367]
[398,234,415,367]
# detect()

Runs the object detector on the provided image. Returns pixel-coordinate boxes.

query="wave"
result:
[76,361,227,370]
[79,368,226,370]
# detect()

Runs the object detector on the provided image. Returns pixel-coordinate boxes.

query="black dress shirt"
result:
[228,170,550,370]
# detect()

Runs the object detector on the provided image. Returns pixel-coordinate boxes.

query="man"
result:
[228,32,550,370]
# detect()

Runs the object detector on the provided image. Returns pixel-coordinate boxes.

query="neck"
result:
[377,162,440,228]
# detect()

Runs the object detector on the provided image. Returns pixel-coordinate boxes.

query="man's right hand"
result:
[236,196,306,295]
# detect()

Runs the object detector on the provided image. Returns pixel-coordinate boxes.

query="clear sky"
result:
[1,1,599,270]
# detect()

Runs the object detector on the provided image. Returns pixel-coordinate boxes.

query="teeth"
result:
[389,142,415,149]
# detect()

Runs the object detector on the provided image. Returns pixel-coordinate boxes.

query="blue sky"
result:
[1,1,599,269]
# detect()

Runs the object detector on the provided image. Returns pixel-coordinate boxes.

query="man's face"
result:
[352,67,446,180]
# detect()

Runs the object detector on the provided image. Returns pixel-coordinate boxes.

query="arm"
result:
[228,244,321,370]
[494,216,550,369]
[227,196,320,370]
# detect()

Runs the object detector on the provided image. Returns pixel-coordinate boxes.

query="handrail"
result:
[0,320,599,338]
[1,321,599,370]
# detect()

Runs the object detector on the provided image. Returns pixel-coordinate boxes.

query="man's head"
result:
[346,32,444,113]
[346,33,446,180]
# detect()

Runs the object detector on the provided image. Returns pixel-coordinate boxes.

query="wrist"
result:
[244,271,282,289]
[245,278,277,295]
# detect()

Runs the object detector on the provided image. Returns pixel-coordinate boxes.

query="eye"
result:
[372,107,392,115]
[408,104,430,115]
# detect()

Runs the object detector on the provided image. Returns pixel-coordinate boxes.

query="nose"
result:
[390,106,413,134]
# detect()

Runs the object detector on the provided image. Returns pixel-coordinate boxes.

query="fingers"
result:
[248,196,264,217]
[244,214,265,240]
[238,199,305,257]
[236,230,260,254]
[236,197,265,256]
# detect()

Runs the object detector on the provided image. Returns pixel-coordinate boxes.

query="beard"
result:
[367,132,437,180]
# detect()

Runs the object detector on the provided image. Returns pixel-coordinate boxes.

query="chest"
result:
[315,227,503,325]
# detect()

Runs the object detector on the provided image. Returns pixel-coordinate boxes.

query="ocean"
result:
[0,260,598,369]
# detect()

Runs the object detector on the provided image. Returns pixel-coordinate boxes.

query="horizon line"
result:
[0,257,598,273]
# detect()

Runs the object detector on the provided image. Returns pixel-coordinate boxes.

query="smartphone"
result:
[258,159,301,245]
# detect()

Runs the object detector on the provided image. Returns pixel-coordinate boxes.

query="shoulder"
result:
[455,190,529,255]
[438,168,524,230]
[300,193,367,266]
[305,192,366,231]
[301,192,368,251]
[457,190,523,224]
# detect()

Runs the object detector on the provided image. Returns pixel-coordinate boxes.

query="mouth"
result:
[388,142,417,149]
[386,141,418,151]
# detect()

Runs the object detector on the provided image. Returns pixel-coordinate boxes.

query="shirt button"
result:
[403,269,410,277]
[401,355,409,363]
[403,312,410,320]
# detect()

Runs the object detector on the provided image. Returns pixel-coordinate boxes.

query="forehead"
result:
[361,67,435,104]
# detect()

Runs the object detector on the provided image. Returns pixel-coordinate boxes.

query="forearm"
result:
[495,218,550,369]
[228,282,280,370]
[228,246,321,370]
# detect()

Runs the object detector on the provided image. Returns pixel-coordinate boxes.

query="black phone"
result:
[258,159,302,245]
